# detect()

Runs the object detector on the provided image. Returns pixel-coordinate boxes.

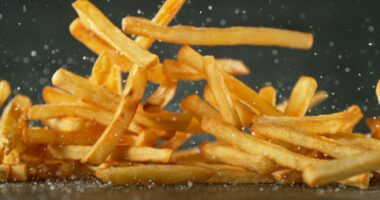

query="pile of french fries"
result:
[1,0,380,189]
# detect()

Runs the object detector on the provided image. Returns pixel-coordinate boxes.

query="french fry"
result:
[259,86,276,106]
[277,90,328,112]
[323,132,380,151]
[377,80,380,104]
[69,18,133,72]
[162,59,202,81]
[22,127,137,146]
[134,130,157,146]
[143,81,177,112]
[204,56,240,126]
[285,76,317,116]
[252,105,363,134]
[251,123,365,158]
[0,95,31,154]
[9,164,28,181]
[95,164,213,185]
[89,51,121,94]
[52,68,119,111]
[43,117,93,132]
[82,65,147,165]
[338,173,371,189]
[170,147,203,163]
[42,86,83,105]
[216,59,250,76]
[180,94,222,121]
[0,80,11,108]
[271,169,303,185]
[367,117,380,139]
[200,142,276,174]
[72,0,158,68]
[201,118,321,171]
[303,150,380,187]
[178,45,282,116]
[160,132,192,150]
[123,16,313,49]
[134,0,185,49]
[0,165,10,181]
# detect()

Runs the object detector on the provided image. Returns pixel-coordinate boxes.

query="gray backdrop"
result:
[0,0,379,132]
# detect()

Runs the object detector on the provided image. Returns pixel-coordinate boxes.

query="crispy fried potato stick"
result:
[170,147,202,163]
[122,16,313,49]
[9,164,28,181]
[180,94,222,121]
[216,59,250,76]
[0,165,10,181]
[259,86,276,106]
[323,132,380,151]
[200,142,275,174]
[43,117,96,132]
[201,118,321,171]
[203,56,240,126]
[178,45,282,116]
[52,68,119,111]
[253,105,363,134]
[42,86,85,105]
[285,76,317,116]
[72,0,158,68]
[0,80,11,108]
[95,164,213,185]
[143,81,177,112]
[376,80,380,104]
[89,51,121,94]
[160,132,192,150]
[0,95,31,154]
[251,123,365,158]
[22,127,137,146]
[367,117,380,139]
[271,169,303,185]
[162,59,202,81]
[303,150,380,187]
[82,66,147,165]
[69,19,133,72]
[277,90,328,112]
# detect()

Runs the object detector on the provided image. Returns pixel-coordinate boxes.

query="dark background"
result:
[0,0,379,132]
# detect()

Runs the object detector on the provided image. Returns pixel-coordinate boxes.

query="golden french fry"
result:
[201,118,321,171]
[303,150,380,187]
[160,132,192,150]
[0,165,10,181]
[170,147,203,163]
[0,80,11,108]
[339,173,371,189]
[134,0,185,49]
[271,169,302,185]
[123,16,313,49]
[43,117,91,132]
[251,123,365,158]
[143,81,177,112]
[253,105,363,134]
[82,65,147,165]
[42,86,83,105]
[259,86,276,106]
[90,51,121,94]
[277,90,328,112]
[52,68,119,111]
[178,45,282,116]
[0,95,31,154]
[134,130,157,146]
[377,80,380,104]
[72,1,158,68]
[95,164,213,185]
[9,164,28,181]
[180,94,222,121]
[162,59,202,81]
[200,142,275,174]
[204,56,240,126]
[323,132,380,151]
[285,76,317,116]
[216,59,250,76]
[28,104,113,126]
[367,117,380,140]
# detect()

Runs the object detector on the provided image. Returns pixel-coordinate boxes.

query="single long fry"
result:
[376,80,380,104]
[251,123,365,158]
[180,94,222,121]
[160,132,192,150]
[72,0,158,68]
[178,45,282,116]
[52,68,119,111]
[134,0,185,49]
[216,59,250,76]
[43,117,93,132]
[323,132,380,151]
[22,127,137,146]
[277,90,329,112]
[259,86,276,106]
[200,142,275,174]
[303,150,380,187]
[271,169,302,185]
[162,59,202,81]
[82,66,147,165]
[95,164,213,185]
[253,105,363,134]
[204,56,240,126]
[285,76,317,116]
[0,95,31,154]
[42,86,83,105]
[201,118,321,171]
[123,16,313,49]
[0,80,11,108]
[143,81,177,112]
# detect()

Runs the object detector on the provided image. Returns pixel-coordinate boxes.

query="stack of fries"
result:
[1,0,380,189]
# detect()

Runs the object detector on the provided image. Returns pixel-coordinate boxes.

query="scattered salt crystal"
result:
[31,50,37,57]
